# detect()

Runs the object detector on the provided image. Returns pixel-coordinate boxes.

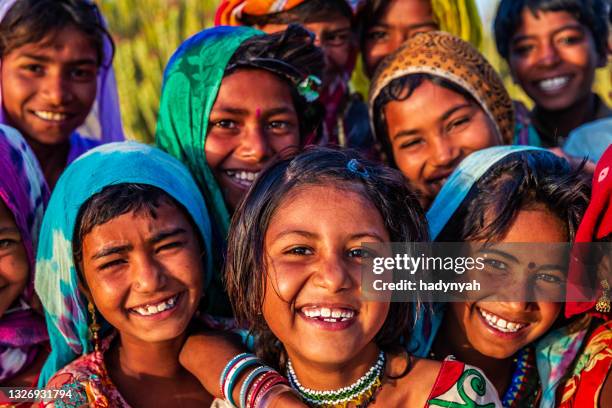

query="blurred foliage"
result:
[102,0,611,143]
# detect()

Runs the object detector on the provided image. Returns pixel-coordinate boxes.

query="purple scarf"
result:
[0,126,49,383]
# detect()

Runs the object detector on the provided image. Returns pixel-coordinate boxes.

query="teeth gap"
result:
[132,294,179,316]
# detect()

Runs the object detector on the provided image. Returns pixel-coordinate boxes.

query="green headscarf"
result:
[155,26,263,238]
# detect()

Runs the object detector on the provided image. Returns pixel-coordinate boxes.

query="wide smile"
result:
[298,305,358,331]
[534,75,573,94]
[30,110,74,123]
[128,292,182,319]
[223,169,260,188]
[477,307,530,337]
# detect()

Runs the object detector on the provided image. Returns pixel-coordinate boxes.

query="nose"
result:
[236,125,270,163]
[430,136,460,168]
[40,72,73,106]
[535,42,561,67]
[312,252,353,293]
[132,254,167,293]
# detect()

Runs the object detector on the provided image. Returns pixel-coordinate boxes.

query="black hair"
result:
[0,0,114,67]
[226,24,325,137]
[240,0,353,27]
[372,73,479,167]
[225,146,428,371]
[494,0,609,60]
[73,184,201,270]
[436,150,591,242]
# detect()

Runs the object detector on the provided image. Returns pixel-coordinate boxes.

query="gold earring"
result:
[596,280,611,313]
[88,301,101,352]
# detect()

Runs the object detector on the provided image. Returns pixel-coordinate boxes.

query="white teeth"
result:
[301,306,356,322]
[225,170,260,185]
[538,76,570,92]
[320,308,331,317]
[331,310,342,318]
[33,111,68,121]
[478,308,526,333]
[132,294,179,317]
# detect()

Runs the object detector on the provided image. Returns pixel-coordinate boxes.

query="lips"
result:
[478,307,530,334]
[297,304,359,331]
[128,293,181,317]
[223,169,260,188]
[30,110,74,123]
[534,75,573,93]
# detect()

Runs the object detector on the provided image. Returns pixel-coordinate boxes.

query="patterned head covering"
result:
[215,0,365,26]
[0,0,124,148]
[35,141,213,385]
[155,26,262,238]
[369,31,515,145]
[566,145,612,318]
[0,124,49,382]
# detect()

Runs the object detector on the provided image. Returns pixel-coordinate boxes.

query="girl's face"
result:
[0,200,29,317]
[508,10,604,112]
[449,209,567,359]
[1,25,99,146]
[362,0,437,77]
[206,69,300,211]
[80,201,203,344]
[384,80,500,208]
[262,185,390,368]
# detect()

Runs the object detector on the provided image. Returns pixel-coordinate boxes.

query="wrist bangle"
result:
[223,355,260,406]
[257,383,296,408]
[240,366,272,408]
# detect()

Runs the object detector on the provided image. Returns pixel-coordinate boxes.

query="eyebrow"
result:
[91,244,133,261]
[0,226,20,235]
[478,248,519,264]
[20,53,98,65]
[352,232,387,243]
[392,103,473,140]
[212,106,294,117]
[511,24,585,44]
[371,21,437,31]
[149,227,187,245]
[271,230,386,242]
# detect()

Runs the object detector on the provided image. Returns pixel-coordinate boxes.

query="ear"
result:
[77,273,94,305]
[598,253,611,283]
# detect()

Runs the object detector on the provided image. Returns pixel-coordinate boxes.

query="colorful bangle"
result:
[254,375,290,407]
[223,355,261,406]
[220,353,252,395]
[247,371,278,408]
[256,383,295,408]
[240,366,272,408]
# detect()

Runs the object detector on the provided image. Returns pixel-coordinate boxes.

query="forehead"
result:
[8,25,98,61]
[215,69,296,110]
[266,184,388,238]
[499,209,567,243]
[0,199,17,227]
[513,9,583,37]
[376,0,434,26]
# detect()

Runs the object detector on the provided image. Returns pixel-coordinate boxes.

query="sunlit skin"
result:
[206,69,300,212]
[74,202,212,406]
[434,208,567,395]
[384,80,501,208]
[1,25,99,187]
[509,10,606,116]
[362,0,437,77]
[0,200,28,319]
[262,185,442,406]
[260,12,353,86]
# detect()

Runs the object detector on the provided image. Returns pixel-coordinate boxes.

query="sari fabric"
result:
[0,125,49,383]
[0,0,124,162]
[369,31,515,146]
[34,142,213,386]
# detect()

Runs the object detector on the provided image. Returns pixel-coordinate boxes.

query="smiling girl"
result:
[417,146,591,407]
[0,126,49,391]
[369,31,514,208]
[156,24,323,315]
[221,147,501,407]
[0,0,124,188]
[494,0,610,147]
[34,142,216,407]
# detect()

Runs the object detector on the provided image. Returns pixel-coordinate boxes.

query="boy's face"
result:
[260,12,354,85]
[508,9,605,112]
[1,25,98,147]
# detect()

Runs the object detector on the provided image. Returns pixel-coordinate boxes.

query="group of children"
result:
[0,0,611,407]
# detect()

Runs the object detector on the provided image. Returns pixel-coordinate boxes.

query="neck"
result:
[24,136,70,189]
[532,93,604,143]
[114,332,186,378]
[288,342,381,391]
[433,316,513,396]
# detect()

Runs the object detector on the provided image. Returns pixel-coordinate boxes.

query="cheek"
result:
[392,149,422,181]
[0,250,30,287]
[534,302,562,331]
[326,46,352,68]
[74,81,98,110]
[270,133,300,153]
[459,117,500,150]
[204,134,235,170]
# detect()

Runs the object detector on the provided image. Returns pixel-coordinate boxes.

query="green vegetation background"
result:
[101,0,612,143]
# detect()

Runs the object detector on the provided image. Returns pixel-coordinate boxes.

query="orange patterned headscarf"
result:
[369,31,515,145]
[215,0,364,26]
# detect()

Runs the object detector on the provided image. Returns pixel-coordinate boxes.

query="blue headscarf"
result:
[35,141,213,386]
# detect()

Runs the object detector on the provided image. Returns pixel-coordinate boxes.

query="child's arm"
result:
[179,332,306,407]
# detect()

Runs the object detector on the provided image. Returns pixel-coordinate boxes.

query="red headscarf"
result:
[566,145,612,318]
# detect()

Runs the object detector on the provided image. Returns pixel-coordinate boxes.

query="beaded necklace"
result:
[287,351,386,408]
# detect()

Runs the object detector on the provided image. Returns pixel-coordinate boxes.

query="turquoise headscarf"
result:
[155,26,263,238]
[35,141,213,386]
